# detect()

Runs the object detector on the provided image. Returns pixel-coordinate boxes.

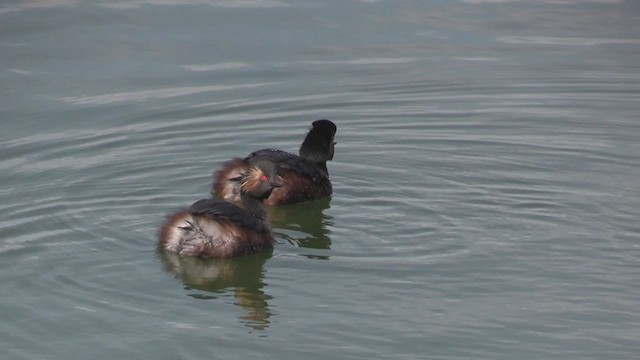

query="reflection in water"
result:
[158,250,272,331]
[266,197,333,257]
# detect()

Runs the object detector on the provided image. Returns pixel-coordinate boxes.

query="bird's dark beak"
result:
[271,176,284,188]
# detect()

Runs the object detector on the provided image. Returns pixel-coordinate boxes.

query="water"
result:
[2,1,640,359]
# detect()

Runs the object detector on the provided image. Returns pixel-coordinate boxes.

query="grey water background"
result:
[1,0,640,359]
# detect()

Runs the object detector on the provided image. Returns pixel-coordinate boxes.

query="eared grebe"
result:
[159,161,282,258]
[212,119,337,205]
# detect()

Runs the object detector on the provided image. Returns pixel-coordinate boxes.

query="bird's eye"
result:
[260,175,268,182]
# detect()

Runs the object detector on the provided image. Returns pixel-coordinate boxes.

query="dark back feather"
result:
[188,199,267,233]
[246,149,329,184]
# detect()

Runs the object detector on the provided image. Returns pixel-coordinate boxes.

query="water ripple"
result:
[57,82,278,105]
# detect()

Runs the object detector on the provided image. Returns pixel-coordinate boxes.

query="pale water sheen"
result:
[1,1,640,359]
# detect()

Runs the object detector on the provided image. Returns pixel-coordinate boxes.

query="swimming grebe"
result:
[212,119,337,205]
[159,161,282,258]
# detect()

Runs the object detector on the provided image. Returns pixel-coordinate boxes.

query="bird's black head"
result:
[299,119,337,163]
[237,160,283,200]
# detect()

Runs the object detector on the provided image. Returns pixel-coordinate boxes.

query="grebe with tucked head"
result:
[212,119,337,205]
[159,161,282,258]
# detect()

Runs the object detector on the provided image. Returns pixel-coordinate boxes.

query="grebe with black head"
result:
[212,119,337,205]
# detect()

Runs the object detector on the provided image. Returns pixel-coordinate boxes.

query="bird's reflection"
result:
[266,197,333,258]
[158,250,272,331]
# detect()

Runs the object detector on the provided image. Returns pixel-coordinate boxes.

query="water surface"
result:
[1,1,640,359]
